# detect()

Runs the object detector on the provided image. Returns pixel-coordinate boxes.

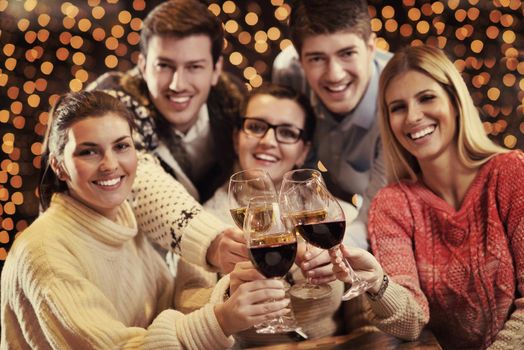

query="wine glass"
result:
[279,169,332,299]
[244,195,302,334]
[228,169,276,229]
[283,170,369,301]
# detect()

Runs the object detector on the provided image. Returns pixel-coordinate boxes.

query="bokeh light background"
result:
[0,0,522,263]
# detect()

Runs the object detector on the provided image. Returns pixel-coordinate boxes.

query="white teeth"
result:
[169,96,190,103]
[95,177,121,187]
[409,126,436,140]
[326,84,348,92]
[254,154,278,162]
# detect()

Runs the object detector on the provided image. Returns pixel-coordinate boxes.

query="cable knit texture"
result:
[0,193,234,350]
[368,150,524,350]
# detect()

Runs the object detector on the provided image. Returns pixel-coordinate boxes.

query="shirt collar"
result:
[173,104,210,142]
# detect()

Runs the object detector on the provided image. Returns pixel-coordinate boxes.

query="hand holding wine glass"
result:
[243,195,302,334]
[228,169,276,229]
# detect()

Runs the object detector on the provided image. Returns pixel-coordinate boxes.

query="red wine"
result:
[295,221,345,250]
[249,234,297,278]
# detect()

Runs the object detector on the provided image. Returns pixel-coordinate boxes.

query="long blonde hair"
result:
[378,45,507,183]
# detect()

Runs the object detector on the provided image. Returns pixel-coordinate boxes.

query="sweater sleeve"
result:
[174,259,219,314]
[367,186,429,340]
[488,151,524,349]
[131,152,231,270]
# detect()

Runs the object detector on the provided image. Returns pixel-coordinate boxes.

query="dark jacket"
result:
[88,67,245,202]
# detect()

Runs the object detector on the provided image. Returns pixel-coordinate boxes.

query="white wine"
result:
[229,207,247,229]
[286,208,327,226]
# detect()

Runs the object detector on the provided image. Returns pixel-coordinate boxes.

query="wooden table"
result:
[247,328,442,350]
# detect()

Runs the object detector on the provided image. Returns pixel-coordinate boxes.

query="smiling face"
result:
[55,114,137,220]
[235,94,310,186]
[300,30,376,115]
[385,69,458,167]
[138,34,222,133]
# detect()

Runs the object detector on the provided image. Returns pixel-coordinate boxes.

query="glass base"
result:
[254,314,302,334]
[341,279,370,301]
[289,282,332,299]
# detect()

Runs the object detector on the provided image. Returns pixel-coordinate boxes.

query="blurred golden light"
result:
[448,0,460,10]
[245,12,259,26]
[2,218,14,231]
[467,8,480,21]
[6,162,19,176]
[0,74,7,87]
[471,40,484,53]
[130,18,142,31]
[23,81,35,95]
[517,62,524,75]
[105,55,118,68]
[92,27,106,41]
[78,18,92,32]
[267,27,281,41]
[254,31,267,42]
[59,32,72,45]
[416,21,430,34]
[431,1,444,14]
[490,10,502,23]
[3,43,15,56]
[225,20,239,34]
[275,6,289,21]
[17,18,30,32]
[504,135,517,148]
[407,8,421,21]
[0,110,8,123]
[56,47,69,61]
[72,52,86,65]
[27,94,40,108]
[92,6,105,19]
[238,31,252,45]
[223,1,236,14]
[69,78,83,92]
[382,6,395,19]
[371,18,383,32]
[208,3,221,16]
[38,14,51,27]
[487,87,501,101]
[385,19,398,32]
[279,39,292,51]
[502,30,516,44]
[271,0,284,5]
[118,10,132,24]
[0,231,8,244]
[127,32,140,45]
[254,41,268,53]
[7,87,18,100]
[376,37,389,51]
[229,51,243,66]
[11,101,22,115]
[250,74,263,88]
[4,202,15,215]
[40,61,53,75]
[25,31,37,44]
[505,47,518,58]
[132,0,145,11]
[486,26,499,39]
[63,17,76,29]
[12,117,25,129]
[105,37,119,50]
[37,29,50,42]
[70,36,84,49]
[12,192,23,206]
[111,25,125,39]
[455,9,467,22]
[243,66,257,80]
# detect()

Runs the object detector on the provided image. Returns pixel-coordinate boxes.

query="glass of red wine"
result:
[280,169,369,301]
[228,169,276,229]
[243,195,302,334]
[279,169,332,299]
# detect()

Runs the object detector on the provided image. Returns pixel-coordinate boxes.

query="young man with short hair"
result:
[88,0,247,274]
[273,0,391,250]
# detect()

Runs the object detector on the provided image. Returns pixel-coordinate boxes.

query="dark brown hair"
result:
[140,0,223,64]
[39,91,137,210]
[240,83,316,142]
[289,0,372,54]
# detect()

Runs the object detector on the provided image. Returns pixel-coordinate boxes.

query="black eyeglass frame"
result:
[240,117,305,144]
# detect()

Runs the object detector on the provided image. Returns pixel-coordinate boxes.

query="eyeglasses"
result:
[240,117,304,144]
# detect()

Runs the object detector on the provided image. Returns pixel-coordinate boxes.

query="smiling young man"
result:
[273,0,391,248]
[88,0,248,275]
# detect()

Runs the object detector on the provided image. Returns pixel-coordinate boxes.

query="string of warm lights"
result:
[0,0,522,262]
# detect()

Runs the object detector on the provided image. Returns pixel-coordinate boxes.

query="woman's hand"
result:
[330,244,384,294]
[296,244,337,284]
[215,261,290,336]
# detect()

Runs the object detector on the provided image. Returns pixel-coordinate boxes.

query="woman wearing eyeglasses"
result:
[172,84,369,348]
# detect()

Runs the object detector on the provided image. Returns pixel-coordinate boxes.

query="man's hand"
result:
[206,227,249,273]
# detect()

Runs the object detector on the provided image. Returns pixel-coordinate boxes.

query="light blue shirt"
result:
[273,45,392,248]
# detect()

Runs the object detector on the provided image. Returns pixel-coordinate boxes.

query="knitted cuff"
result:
[179,210,230,271]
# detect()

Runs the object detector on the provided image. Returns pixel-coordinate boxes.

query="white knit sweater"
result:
[0,193,234,349]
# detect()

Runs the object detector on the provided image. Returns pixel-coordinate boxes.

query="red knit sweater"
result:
[368,150,524,350]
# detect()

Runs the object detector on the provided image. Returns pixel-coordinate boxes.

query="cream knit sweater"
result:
[0,193,234,349]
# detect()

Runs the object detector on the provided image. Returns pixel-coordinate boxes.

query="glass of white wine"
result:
[228,169,276,229]
[244,195,301,334]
